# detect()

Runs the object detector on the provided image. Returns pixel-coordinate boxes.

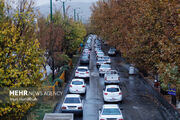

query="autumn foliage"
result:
[90,0,179,94]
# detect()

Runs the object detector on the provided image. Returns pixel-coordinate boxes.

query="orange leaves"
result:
[90,0,179,89]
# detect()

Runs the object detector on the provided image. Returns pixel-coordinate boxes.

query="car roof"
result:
[106,70,117,73]
[106,85,120,88]
[72,79,84,82]
[103,104,119,109]
[101,64,110,67]
[65,94,80,98]
[77,66,88,69]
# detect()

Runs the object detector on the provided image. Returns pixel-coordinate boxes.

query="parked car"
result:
[69,79,86,94]
[98,56,111,64]
[99,64,111,76]
[104,70,120,84]
[129,66,135,75]
[61,94,83,115]
[75,66,90,80]
[99,104,123,120]
[103,85,122,103]
[108,48,117,56]
[80,55,89,64]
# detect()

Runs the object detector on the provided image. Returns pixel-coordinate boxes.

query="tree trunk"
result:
[52,57,55,81]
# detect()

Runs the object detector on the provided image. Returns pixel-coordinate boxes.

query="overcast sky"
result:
[36,0,98,6]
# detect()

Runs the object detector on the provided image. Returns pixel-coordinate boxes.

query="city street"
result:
[54,36,179,120]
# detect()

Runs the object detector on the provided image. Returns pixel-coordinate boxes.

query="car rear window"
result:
[64,97,80,103]
[107,71,117,74]
[72,81,83,85]
[78,68,87,72]
[82,56,88,59]
[98,59,106,62]
[98,53,104,55]
[102,108,121,115]
[107,88,119,92]
[101,64,110,68]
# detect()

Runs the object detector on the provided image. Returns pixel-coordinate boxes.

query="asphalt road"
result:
[54,36,179,120]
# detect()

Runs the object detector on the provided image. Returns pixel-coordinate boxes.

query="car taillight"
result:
[86,71,89,73]
[119,119,123,120]
[105,77,107,80]
[78,107,82,109]
[69,85,72,87]
[76,71,79,73]
[119,92,122,95]
[61,106,66,109]
[100,119,105,120]
[104,93,108,95]
[82,85,85,87]
[118,77,120,80]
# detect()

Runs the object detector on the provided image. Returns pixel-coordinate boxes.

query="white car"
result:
[96,52,105,59]
[61,94,83,115]
[96,59,107,68]
[103,85,122,103]
[99,64,111,76]
[104,70,120,84]
[129,66,135,75]
[69,79,86,94]
[98,56,111,64]
[99,104,124,120]
[75,66,90,80]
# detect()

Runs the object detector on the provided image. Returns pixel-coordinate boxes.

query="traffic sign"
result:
[168,88,176,96]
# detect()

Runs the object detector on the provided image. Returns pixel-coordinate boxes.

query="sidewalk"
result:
[145,77,180,114]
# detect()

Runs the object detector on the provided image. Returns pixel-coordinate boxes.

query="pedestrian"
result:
[154,79,159,88]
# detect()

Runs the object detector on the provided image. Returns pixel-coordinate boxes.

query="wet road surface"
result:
[54,36,180,120]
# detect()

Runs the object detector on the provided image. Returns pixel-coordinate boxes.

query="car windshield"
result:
[78,68,87,72]
[102,108,121,115]
[64,97,81,103]
[107,88,119,92]
[101,64,110,68]
[72,81,83,85]
[110,48,116,51]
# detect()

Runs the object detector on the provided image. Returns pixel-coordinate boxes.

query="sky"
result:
[36,0,98,6]
[36,0,99,23]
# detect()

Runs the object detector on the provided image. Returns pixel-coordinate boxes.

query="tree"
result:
[90,0,179,96]
[0,0,44,119]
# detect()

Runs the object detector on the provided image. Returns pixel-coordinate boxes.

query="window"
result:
[64,97,81,103]
[102,108,121,115]
[107,88,119,92]
[72,81,83,85]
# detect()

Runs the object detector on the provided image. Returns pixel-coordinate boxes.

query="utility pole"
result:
[50,0,55,81]
[77,13,79,21]
[50,0,53,21]
[74,9,76,21]
[62,1,66,19]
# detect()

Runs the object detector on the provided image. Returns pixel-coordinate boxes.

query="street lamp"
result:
[73,7,80,21]
[50,0,53,21]
[56,0,71,19]
[76,9,83,22]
